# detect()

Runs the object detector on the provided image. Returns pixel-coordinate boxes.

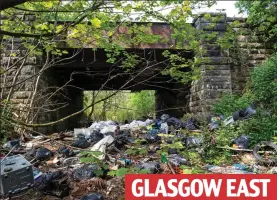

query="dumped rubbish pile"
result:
[1,106,275,199]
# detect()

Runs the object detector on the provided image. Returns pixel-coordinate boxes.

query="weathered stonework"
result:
[189,13,232,115]
[227,18,273,95]
[189,13,273,116]
[1,39,83,134]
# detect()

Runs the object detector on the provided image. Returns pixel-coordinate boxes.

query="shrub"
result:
[211,54,277,151]
[0,102,13,144]
[232,110,277,147]
[213,93,253,117]
[250,54,277,112]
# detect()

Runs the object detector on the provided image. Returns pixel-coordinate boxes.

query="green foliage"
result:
[79,151,104,165]
[130,91,155,119]
[161,141,184,151]
[80,150,103,158]
[236,1,277,45]
[180,166,205,174]
[203,145,233,165]
[107,167,150,177]
[213,93,253,117]
[231,111,277,147]
[0,102,14,144]
[250,54,277,112]
[125,147,148,156]
[83,90,155,122]
[210,54,277,164]
[161,50,196,84]
[78,150,109,177]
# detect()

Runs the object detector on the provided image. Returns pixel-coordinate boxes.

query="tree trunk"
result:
[88,91,96,120]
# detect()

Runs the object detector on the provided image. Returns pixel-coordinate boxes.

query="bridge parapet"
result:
[1,12,274,134]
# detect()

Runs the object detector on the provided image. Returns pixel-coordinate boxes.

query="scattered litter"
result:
[74,128,93,139]
[168,154,191,167]
[35,147,53,161]
[39,170,69,198]
[267,167,277,174]
[183,118,199,131]
[160,122,169,134]
[231,135,250,149]
[145,129,160,143]
[71,137,91,149]
[90,135,114,160]
[136,162,162,174]
[205,165,255,174]
[168,148,178,155]
[80,193,104,200]
[2,138,20,149]
[185,136,202,148]
[0,109,272,199]
[166,117,183,129]
[72,164,99,180]
[161,114,170,123]
[0,155,34,196]
[233,105,256,121]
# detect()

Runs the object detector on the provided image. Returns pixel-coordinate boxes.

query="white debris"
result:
[160,122,169,134]
[74,128,92,139]
[90,135,115,160]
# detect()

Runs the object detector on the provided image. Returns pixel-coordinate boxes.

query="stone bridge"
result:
[1,13,273,133]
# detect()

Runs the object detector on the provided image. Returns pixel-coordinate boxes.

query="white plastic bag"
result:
[90,135,114,160]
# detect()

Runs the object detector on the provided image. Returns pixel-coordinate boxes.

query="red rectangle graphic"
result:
[125,174,277,199]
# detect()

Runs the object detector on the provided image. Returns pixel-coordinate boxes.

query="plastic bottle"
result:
[161,153,167,163]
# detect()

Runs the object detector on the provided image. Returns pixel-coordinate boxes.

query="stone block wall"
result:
[226,17,273,94]
[189,13,232,115]
[189,13,273,115]
[1,39,83,134]
[1,40,40,119]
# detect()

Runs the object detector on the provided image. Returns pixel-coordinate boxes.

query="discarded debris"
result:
[71,137,91,149]
[231,135,250,149]
[35,147,53,161]
[1,112,274,200]
[136,161,162,174]
[80,193,104,200]
[168,154,191,167]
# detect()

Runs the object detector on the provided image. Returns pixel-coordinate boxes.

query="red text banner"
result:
[125,174,277,200]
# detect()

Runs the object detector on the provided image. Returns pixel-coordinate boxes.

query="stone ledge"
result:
[203,76,231,83]
[200,57,232,65]
[196,22,226,31]
[227,22,249,28]
[238,42,272,49]
[226,17,246,23]
[1,57,36,65]
[202,69,231,76]
[12,91,33,99]
[200,65,230,70]
[203,82,231,90]
[232,48,273,55]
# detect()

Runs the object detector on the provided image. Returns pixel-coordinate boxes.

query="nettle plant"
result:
[107,167,150,177]
[79,150,109,177]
